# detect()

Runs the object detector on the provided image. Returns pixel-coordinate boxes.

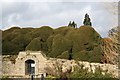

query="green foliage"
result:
[83,13,92,26]
[2,40,19,55]
[11,34,32,51]
[2,25,103,63]
[1,76,9,80]
[73,49,101,63]
[25,26,53,53]
[65,26,102,62]
[73,50,88,61]
[54,26,75,36]
[68,21,77,28]
[46,35,54,54]
[2,26,52,55]
[26,38,41,51]
[2,27,20,37]
[48,34,72,58]
[32,26,53,41]
[67,65,112,78]
[45,62,113,79]
[66,26,101,52]
[57,51,69,59]
[2,27,34,55]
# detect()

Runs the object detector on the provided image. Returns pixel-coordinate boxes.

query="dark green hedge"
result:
[2,26,103,63]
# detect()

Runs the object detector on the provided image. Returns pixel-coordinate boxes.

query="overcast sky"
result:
[1,0,119,37]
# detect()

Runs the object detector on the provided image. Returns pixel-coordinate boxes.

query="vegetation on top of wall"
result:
[45,61,113,79]
[2,25,103,63]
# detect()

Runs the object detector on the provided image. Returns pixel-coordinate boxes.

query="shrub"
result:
[48,34,72,58]
[57,51,69,59]
[2,27,34,55]
[67,64,112,78]
[46,35,54,53]
[32,26,53,41]
[2,26,103,63]
[54,26,74,36]
[26,38,41,51]
[2,40,19,55]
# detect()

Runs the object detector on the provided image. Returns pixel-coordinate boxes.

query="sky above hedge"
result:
[1,0,119,37]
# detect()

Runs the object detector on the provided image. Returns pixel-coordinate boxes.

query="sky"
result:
[0,0,119,37]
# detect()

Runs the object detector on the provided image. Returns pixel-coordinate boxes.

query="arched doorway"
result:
[25,59,35,75]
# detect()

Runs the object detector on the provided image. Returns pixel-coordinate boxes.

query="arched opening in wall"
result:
[25,59,35,75]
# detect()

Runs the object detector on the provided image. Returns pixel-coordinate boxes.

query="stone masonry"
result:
[2,51,119,78]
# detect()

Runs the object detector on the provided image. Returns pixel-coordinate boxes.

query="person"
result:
[41,74,44,80]
[31,74,34,80]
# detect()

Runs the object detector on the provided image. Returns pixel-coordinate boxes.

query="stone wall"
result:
[0,55,2,78]
[2,57,15,75]
[2,51,47,78]
[2,51,119,78]
[45,58,118,78]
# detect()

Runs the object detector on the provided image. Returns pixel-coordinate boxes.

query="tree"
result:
[68,21,72,26]
[83,13,92,26]
[68,21,77,28]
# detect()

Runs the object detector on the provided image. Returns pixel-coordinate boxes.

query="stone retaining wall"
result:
[2,51,119,78]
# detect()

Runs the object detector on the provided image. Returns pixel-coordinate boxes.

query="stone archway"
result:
[25,59,35,75]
